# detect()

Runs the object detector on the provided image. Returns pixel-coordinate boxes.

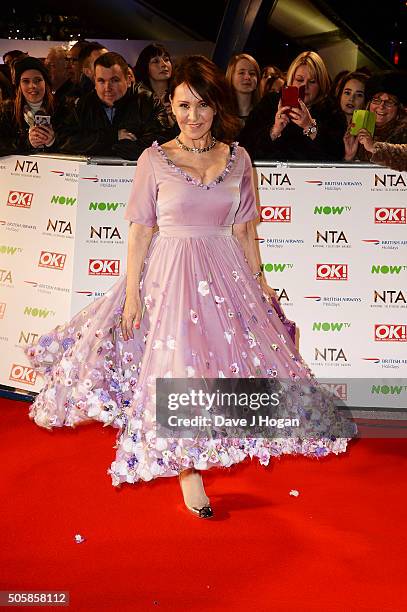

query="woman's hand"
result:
[343,125,359,161]
[288,99,314,130]
[357,128,375,153]
[29,125,55,148]
[270,101,290,139]
[121,295,142,341]
[259,276,278,302]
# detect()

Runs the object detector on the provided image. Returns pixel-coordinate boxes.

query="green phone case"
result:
[350,110,376,136]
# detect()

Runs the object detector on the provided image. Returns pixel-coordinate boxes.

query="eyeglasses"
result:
[371,97,398,108]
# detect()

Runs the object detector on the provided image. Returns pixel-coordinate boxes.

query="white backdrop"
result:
[1,155,406,411]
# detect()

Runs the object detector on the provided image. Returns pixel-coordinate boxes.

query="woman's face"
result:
[171,82,215,142]
[340,78,365,117]
[369,91,399,126]
[292,64,320,106]
[148,54,172,84]
[20,69,45,104]
[232,59,257,95]
[269,77,285,93]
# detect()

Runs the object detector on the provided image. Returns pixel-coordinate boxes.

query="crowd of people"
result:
[0,41,406,169]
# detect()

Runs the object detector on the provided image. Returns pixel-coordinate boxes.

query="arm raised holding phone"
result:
[240,51,338,161]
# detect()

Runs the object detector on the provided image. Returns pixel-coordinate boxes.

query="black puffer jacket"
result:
[58,82,173,159]
[239,91,344,162]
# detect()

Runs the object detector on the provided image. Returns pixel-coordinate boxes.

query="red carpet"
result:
[1,397,406,612]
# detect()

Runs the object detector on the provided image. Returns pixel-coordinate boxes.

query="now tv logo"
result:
[7,190,33,208]
[38,251,66,270]
[88,259,120,276]
[316,263,348,280]
[9,363,37,385]
[374,324,407,342]
[260,206,291,222]
[374,207,406,224]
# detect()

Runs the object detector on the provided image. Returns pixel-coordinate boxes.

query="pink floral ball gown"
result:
[26,142,356,486]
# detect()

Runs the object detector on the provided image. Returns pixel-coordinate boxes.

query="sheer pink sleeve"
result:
[124,148,157,226]
[234,147,259,225]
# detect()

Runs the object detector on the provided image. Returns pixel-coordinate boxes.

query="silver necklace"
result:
[175,135,217,154]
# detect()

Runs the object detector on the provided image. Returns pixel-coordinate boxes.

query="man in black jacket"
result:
[58,51,172,159]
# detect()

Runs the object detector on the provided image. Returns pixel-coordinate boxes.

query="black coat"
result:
[0,98,68,156]
[239,91,344,162]
[58,83,173,160]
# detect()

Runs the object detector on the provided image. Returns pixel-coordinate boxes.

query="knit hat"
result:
[13,56,51,87]
[365,71,407,106]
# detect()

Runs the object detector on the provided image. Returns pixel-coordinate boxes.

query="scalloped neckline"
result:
[154,141,238,190]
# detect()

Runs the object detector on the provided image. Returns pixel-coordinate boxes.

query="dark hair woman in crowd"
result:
[344,70,407,169]
[226,53,260,127]
[335,71,368,126]
[134,43,176,129]
[240,51,344,161]
[262,72,285,96]
[259,64,284,97]
[0,57,61,155]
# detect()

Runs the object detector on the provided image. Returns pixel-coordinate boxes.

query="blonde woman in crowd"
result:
[226,53,260,127]
[240,51,344,161]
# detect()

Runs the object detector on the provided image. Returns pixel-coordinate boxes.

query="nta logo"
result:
[314,348,348,361]
[46,219,72,234]
[9,363,37,385]
[316,230,348,244]
[0,269,12,283]
[14,160,39,174]
[260,206,291,222]
[38,251,66,270]
[374,174,406,188]
[88,259,120,276]
[0,302,6,319]
[7,190,33,208]
[374,324,406,342]
[90,226,122,239]
[374,290,406,304]
[18,331,40,345]
[260,173,291,186]
[374,207,406,224]
[316,263,348,280]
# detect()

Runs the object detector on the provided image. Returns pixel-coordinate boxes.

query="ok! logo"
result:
[38,251,66,270]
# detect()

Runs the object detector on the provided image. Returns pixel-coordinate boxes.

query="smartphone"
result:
[34,115,51,127]
[350,110,376,137]
[281,85,305,109]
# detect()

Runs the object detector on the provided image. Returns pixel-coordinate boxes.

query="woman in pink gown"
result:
[26,56,356,518]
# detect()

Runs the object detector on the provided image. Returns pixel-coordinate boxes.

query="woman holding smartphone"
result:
[240,51,343,162]
[0,57,58,155]
[343,70,407,167]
